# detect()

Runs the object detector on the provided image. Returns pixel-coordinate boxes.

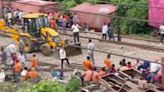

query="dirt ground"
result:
[0,32,164,69]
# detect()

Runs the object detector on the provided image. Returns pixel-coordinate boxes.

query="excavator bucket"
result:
[65,43,82,57]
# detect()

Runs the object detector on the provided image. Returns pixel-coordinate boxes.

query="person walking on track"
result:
[107,23,114,41]
[59,46,70,69]
[87,39,95,65]
[102,23,108,40]
[71,23,80,44]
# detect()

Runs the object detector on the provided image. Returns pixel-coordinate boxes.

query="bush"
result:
[0,76,81,92]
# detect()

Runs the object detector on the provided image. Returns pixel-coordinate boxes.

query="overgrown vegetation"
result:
[110,0,154,34]
[0,76,81,92]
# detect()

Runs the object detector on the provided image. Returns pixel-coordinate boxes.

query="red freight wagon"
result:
[69,3,117,32]
[10,0,60,14]
[149,0,164,28]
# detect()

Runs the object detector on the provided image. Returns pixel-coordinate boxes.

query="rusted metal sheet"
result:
[69,3,117,32]
[9,0,60,13]
[119,69,143,79]
[99,74,131,92]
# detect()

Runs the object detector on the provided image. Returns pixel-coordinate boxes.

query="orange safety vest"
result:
[32,57,39,68]
[83,60,93,70]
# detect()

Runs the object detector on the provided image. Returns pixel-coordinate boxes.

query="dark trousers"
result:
[160,34,164,43]
[102,34,107,40]
[108,32,114,41]
[73,32,80,43]
[61,58,70,69]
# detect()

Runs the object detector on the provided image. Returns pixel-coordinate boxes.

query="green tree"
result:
[110,0,153,34]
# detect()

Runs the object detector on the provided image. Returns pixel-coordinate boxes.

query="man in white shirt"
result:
[6,43,17,54]
[5,43,17,66]
[102,23,108,40]
[146,62,161,83]
[0,69,5,83]
[71,23,80,44]
[7,11,12,26]
[87,39,95,64]
[159,23,164,43]
[59,46,70,69]
[19,10,24,25]
[21,67,28,80]
[150,63,161,73]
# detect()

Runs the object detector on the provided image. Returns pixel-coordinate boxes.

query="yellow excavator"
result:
[0,13,81,56]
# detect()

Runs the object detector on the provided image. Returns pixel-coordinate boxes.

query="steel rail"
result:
[0,29,162,65]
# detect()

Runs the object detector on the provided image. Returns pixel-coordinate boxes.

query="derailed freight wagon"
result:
[69,3,117,32]
[10,0,60,13]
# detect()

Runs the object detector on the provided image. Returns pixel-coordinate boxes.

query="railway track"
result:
[59,31,164,52]
[0,29,163,64]
[1,26,163,52]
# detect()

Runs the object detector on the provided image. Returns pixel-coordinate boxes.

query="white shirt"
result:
[19,12,24,19]
[59,48,66,59]
[71,24,80,33]
[21,70,28,76]
[7,13,12,19]
[13,11,17,17]
[160,25,164,34]
[18,54,26,63]
[0,71,5,83]
[6,44,17,54]
[150,63,161,73]
[87,42,95,53]
[102,25,108,34]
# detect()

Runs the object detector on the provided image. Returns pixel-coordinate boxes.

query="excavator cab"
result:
[22,14,49,37]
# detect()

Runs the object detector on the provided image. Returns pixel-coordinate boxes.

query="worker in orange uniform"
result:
[13,59,22,82]
[28,68,39,82]
[98,67,107,78]
[31,54,39,69]
[50,18,56,30]
[104,54,112,71]
[92,67,99,82]
[14,59,22,73]
[83,56,93,70]
[83,67,93,82]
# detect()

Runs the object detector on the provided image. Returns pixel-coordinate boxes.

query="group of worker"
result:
[2,7,24,26]
[82,54,114,83]
[0,43,40,83]
[82,52,162,87]
[47,12,69,34]
[102,23,114,41]
[47,12,81,44]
